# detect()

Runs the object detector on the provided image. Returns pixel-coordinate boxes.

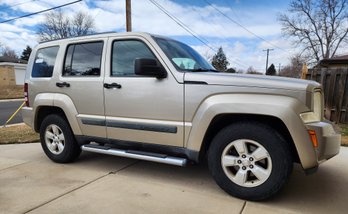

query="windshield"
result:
[154,37,215,71]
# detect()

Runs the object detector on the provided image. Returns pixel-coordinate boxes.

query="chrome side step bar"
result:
[81,144,187,166]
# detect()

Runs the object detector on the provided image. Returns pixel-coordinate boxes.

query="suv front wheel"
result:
[208,122,293,201]
[40,114,81,163]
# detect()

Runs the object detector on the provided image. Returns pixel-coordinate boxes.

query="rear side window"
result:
[32,46,59,78]
[63,42,103,76]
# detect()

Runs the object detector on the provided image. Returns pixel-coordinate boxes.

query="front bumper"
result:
[306,121,341,163]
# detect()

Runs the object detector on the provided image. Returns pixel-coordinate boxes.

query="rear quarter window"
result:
[32,46,59,78]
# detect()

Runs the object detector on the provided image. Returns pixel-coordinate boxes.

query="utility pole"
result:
[263,49,274,72]
[278,63,281,74]
[126,0,132,32]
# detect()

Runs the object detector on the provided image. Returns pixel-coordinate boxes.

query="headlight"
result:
[300,89,322,123]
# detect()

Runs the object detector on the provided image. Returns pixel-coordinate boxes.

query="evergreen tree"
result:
[266,63,276,75]
[211,47,229,72]
[225,67,236,73]
[20,46,32,61]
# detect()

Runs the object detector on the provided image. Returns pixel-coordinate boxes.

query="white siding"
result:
[15,65,26,85]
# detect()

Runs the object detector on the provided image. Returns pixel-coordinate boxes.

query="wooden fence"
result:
[306,68,348,124]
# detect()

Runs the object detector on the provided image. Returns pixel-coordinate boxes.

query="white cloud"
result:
[92,0,283,38]
[192,37,296,73]
[0,0,294,69]
[13,15,45,27]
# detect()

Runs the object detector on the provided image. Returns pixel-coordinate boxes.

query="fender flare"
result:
[33,93,82,135]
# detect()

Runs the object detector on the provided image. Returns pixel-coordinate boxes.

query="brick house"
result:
[0,56,27,86]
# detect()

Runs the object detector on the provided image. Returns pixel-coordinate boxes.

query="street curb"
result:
[0,98,24,103]
[0,122,25,129]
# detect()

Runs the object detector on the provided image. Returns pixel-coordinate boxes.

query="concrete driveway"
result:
[0,143,347,214]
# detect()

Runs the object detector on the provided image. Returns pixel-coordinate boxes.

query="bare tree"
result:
[71,12,94,36]
[37,10,95,42]
[279,0,348,63]
[202,50,213,62]
[1,46,18,59]
[279,54,306,78]
[237,69,245,73]
[246,66,262,75]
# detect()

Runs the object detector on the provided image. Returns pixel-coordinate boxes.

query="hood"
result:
[184,72,320,92]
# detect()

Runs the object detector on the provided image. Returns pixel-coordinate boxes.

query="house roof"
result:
[330,55,348,60]
[320,54,348,65]
[0,56,27,64]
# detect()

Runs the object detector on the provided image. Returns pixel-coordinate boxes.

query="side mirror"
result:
[134,58,167,79]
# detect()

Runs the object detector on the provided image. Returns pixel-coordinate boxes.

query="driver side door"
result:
[103,37,184,147]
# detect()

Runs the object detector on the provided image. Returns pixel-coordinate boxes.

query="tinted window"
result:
[112,40,156,76]
[32,46,59,78]
[63,42,103,76]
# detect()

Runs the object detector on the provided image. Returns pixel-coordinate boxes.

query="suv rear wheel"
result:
[40,114,81,163]
[207,122,293,201]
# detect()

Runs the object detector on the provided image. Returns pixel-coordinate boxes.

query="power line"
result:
[0,0,82,24]
[203,0,290,54]
[222,0,242,23]
[148,0,215,52]
[148,0,248,68]
[189,6,249,68]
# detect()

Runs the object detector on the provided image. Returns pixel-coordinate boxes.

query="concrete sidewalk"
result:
[0,143,347,214]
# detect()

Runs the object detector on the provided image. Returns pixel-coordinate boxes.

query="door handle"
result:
[104,83,122,89]
[56,82,70,88]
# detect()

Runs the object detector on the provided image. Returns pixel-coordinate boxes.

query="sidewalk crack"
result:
[239,201,247,214]
[0,161,29,173]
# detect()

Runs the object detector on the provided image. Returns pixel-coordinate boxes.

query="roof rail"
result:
[39,31,117,44]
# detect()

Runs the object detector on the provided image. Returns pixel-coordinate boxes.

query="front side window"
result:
[155,37,214,71]
[32,46,59,78]
[63,42,103,76]
[111,40,156,76]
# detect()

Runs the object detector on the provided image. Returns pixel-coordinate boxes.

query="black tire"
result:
[207,122,293,201]
[40,114,81,163]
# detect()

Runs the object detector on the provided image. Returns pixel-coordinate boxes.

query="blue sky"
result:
[0,0,296,72]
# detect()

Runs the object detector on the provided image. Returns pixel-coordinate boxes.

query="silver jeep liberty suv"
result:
[22,32,341,201]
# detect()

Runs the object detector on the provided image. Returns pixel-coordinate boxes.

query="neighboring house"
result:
[318,54,348,69]
[0,56,27,86]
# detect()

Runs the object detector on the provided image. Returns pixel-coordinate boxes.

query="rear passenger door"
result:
[57,39,107,138]
[103,36,184,147]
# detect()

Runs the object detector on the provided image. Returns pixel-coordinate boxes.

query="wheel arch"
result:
[33,93,82,135]
[34,106,66,132]
[199,114,299,163]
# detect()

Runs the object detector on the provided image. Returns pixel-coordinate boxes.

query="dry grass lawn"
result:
[0,124,39,144]
[340,124,348,147]
[342,137,348,146]
[0,86,23,99]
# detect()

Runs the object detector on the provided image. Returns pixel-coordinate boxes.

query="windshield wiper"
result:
[190,68,219,72]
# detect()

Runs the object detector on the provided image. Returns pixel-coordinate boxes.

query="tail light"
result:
[24,83,29,107]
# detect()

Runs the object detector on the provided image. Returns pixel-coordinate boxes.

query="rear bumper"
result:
[306,121,341,163]
[22,107,34,129]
